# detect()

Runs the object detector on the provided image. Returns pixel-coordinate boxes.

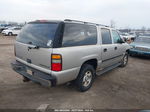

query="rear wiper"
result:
[28,45,40,50]
[27,41,40,50]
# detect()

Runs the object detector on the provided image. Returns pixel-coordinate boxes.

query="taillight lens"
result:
[51,54,62,71]
[14,45,16,56]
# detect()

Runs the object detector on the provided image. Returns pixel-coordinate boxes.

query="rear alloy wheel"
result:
[75,64,95,92]
[120,52,128,67]
[8,32,13,36]
[82,71,92,87]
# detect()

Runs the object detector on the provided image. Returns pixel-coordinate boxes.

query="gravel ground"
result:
[0,34,150,110]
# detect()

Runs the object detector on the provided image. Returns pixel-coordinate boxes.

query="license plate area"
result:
[26,68,33,75]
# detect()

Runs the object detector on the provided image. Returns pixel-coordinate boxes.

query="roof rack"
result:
[64,19,109,27]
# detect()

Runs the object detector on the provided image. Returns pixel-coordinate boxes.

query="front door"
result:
[111,30,125,62]
[100,28,117,68]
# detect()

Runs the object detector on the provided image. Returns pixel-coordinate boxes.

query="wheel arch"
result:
[8,32,13,35]
[81,59,98,70]
[126,49,130,54]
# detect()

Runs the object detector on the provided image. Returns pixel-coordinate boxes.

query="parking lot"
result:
[0,34,150,110]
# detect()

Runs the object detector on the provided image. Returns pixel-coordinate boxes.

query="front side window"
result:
[62,23,97,47]
[101,28,112,44]
[112,30,122,43]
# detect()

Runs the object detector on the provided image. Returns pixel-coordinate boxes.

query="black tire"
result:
[22,76,30,82]
[8,32,13,36]
[75,64,95,92]
[129,53,135,57]
[120,52,128,67]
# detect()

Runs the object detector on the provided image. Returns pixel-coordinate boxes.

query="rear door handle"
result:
[114,47,117,50]
[103,48,107,52]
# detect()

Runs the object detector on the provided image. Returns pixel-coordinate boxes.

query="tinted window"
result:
[62,23,97,47]
[16,23,58,48]
[101,29,112,44]
[14,28,21,30]
[112,30,121,43]
[135,37,150,43]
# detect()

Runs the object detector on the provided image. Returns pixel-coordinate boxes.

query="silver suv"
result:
[11,19,130,92]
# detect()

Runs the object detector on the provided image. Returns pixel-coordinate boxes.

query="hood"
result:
[130,42,150,48]
[3,29,11,32]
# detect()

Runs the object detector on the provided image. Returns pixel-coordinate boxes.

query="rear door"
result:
[15,22,59,71]
[100,28,117,68]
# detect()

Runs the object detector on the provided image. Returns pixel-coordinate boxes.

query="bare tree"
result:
[147,28,150,32]
[141,26,146,33]
[0,20,6,24]
[110,20,116,28]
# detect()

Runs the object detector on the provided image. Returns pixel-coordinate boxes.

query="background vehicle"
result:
[11,19,130,92]
[129,36,150,56]
[120,32,136,41]
[2,27,21,36]
[0,24,12,33]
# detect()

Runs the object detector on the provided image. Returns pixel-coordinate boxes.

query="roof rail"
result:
[64,19,109,27]
[64,19,87,24]
[98,24,109,27]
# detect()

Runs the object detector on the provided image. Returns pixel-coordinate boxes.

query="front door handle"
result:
[103,48,107,52]
[26,59,32,63]
[114,47,117,50]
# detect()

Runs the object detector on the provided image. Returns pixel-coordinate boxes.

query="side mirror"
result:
[117,38,125,44]
[123,37,127,42]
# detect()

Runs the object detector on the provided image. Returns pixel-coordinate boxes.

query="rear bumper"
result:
[129,49,150,56]
[11,60,56,87]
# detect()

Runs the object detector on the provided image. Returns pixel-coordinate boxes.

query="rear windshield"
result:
[16,23,59,48]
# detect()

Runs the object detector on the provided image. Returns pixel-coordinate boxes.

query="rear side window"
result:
[101,28,112,44]
[16,23,58,48]
[62,23,97,47]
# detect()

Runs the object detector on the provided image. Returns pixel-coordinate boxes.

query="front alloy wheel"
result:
[120,52,128,67]
[8,32,12,36]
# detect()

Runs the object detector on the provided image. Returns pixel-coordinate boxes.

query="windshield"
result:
[135,37,150,43]
[121,33,129,36]
[8,27,15,30]
[16,23,58,48]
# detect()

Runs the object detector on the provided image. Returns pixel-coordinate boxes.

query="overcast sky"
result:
[0,0,149,28]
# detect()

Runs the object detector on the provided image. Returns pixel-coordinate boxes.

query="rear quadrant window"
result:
[62,23,97,47]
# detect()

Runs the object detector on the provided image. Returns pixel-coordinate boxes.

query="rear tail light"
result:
[51,54,62,71]
[14,45,16,56]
